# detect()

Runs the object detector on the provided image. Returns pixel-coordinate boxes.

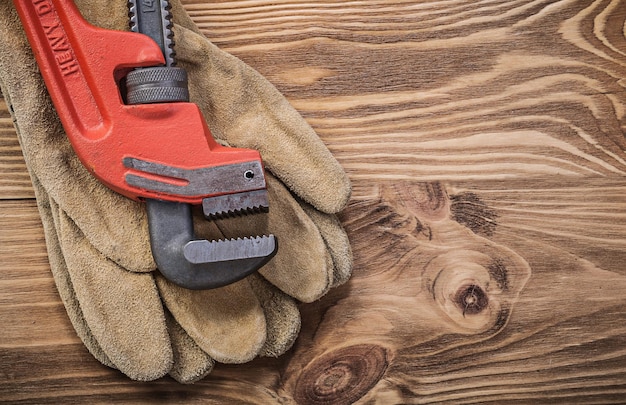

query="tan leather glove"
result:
[0,0,351,383]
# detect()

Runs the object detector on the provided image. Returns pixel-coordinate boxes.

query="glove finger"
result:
[247,274,301,358]
[50,199,173,381]
[164,310,215,384]
[156,274,266,364]
[300,204,353,288]
[172,22,351,214]
[0,4,155,273]
[30,173,114,369]
[214,173,334,303]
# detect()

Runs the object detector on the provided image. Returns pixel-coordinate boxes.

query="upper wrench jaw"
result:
[202,189,270,219]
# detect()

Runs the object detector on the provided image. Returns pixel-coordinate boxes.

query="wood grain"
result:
[182,0,626,182]
[2,0,626,403]
[0,98,33,199]
[307,180,626,404]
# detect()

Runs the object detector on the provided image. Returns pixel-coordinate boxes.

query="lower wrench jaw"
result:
[184,236,276,264]
[147,198,277,290]
[159,246,277,290]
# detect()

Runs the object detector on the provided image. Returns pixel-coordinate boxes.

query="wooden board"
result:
[1,0,626,403]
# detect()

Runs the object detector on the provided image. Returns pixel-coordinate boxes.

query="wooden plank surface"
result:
[1,0,626,403]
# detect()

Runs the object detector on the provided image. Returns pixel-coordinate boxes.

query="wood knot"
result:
[456,284,489,316]
[424,250,513,334]
[294,344,389,405]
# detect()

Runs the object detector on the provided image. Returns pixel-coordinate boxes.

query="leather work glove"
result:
[0,0,352,383]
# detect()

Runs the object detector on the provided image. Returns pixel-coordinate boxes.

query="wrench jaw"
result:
[202,189,270,219]
[147,195,277,290]
[131,159,276,289]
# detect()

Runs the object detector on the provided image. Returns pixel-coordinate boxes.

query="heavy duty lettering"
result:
[34,0,79,76]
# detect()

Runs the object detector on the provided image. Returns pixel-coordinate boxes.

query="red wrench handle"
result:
[13,0,265,204]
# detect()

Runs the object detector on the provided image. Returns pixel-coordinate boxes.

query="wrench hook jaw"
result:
[146,199,277,290]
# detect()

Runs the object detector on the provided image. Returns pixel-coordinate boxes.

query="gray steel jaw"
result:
[146,199,277,290]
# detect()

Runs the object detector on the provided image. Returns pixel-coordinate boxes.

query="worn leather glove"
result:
[0,0,351,383]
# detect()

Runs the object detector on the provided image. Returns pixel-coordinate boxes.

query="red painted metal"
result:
[13,0,265,204]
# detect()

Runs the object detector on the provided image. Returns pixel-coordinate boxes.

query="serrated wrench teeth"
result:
[184,236,276,264]
[202,189,269,219]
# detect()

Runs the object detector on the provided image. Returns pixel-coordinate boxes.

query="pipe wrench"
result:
[13,0,277,289]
